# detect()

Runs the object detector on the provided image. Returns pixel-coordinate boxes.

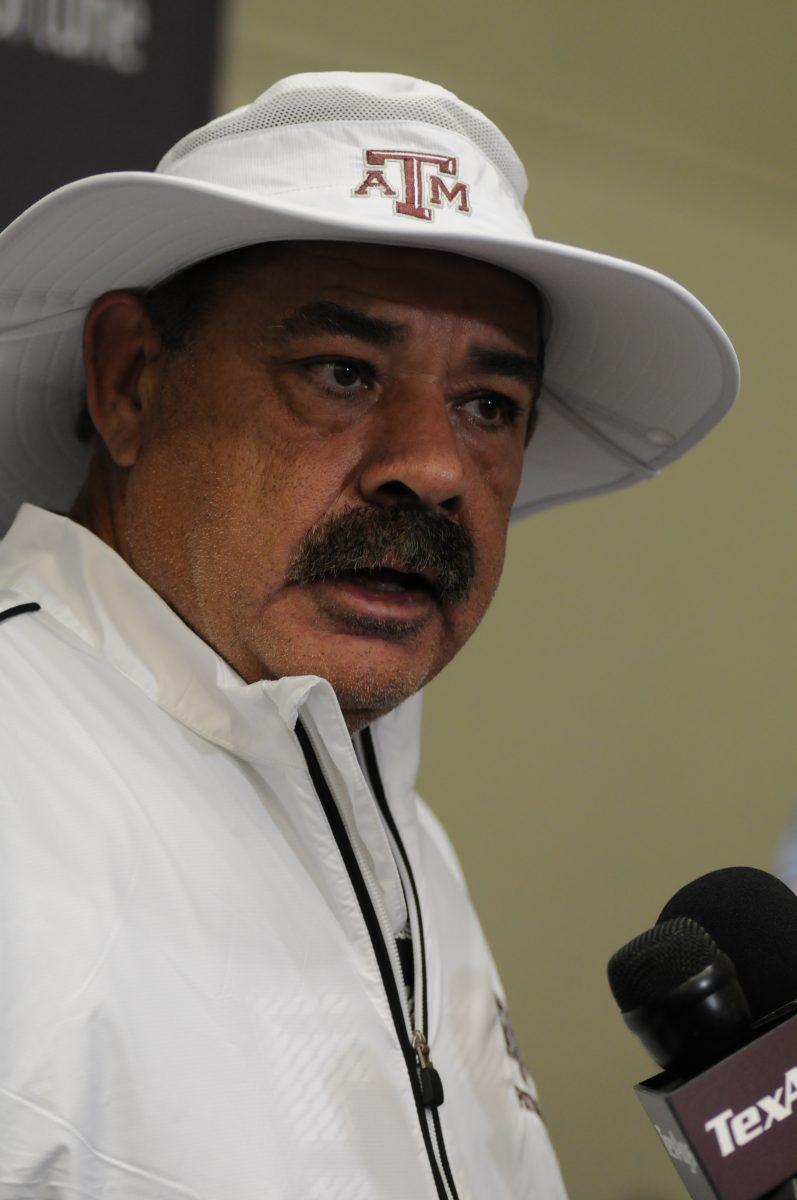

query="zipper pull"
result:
[412,1029,445,1108]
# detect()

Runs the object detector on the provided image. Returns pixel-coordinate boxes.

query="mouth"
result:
[310,566,440,619]
[334,566,438,598]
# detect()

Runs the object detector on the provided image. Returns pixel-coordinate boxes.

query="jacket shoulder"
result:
[0,592,47,685]
[0,597,40,625]
[0,589,93,657]
[0,591,97,730]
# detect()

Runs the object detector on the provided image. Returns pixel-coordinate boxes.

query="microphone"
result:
[657,867,797,1023]
[607,867,797,1200]
[608,916,752,1077]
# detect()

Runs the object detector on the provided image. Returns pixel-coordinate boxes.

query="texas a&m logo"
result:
[353,149,471,222]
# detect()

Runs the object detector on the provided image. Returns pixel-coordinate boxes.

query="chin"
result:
[307,653,429,728]
[329,672,418,721]
[246,611,442,715]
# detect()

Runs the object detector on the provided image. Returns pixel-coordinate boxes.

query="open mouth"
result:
[329,567,437,600]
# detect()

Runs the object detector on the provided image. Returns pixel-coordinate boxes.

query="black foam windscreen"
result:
[657,866,797,1020]
[607,917,719,1013]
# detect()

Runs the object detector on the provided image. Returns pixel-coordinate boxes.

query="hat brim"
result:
[0,171,739,534]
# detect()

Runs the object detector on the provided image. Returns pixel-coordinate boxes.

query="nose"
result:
[358,377,466,514]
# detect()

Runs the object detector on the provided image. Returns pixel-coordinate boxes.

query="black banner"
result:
[0,0,223,228]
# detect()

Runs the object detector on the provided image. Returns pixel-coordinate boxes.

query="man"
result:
[0,72,737,1198]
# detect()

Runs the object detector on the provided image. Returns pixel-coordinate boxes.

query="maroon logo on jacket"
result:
[496,994,543,1117]
[353,149,471,221]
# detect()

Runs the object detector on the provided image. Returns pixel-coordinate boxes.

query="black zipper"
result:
[360,725,461,1200]
[295,717,454,1200]
[0,601,41,624]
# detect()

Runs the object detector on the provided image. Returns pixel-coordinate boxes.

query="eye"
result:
[306,358,372,395]
[462,392,523,429]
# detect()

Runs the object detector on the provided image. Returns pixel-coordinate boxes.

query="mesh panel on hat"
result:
[157,74,527,202]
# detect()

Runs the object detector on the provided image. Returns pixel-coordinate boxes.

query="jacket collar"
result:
[0,503,423,799]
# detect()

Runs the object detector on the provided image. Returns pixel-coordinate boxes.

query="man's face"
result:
[92,242,542,729]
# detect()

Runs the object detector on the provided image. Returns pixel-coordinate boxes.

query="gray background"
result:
[15,1,792,1195]
[216,2,797,1194]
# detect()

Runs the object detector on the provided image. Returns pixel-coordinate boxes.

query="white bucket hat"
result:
[0,70,739,535]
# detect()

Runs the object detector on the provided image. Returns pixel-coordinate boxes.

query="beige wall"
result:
[218,4,797,1195]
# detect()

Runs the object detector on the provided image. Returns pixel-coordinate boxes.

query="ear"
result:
[82,291,163,468]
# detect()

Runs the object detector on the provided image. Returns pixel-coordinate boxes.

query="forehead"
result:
[209,241,542,349]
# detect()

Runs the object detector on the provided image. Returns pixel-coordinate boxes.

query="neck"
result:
[69,453,126,556]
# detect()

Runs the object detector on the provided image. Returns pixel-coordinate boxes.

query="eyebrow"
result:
[467,347,541,388]
[278,301,406,346]
[278,301,542,390]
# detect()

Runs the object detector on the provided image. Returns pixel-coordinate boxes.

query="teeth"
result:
[346,572,408,592]
[340,569,422,593]
[333,568,430,594]
[363,579,407,593]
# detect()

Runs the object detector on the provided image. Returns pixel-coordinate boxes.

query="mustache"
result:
[286,506,475,605]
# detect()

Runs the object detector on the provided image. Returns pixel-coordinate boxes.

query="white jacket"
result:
[0,505,567,1200]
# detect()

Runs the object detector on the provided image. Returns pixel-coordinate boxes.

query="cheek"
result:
[474,525,509,616]
[478,437,526,503]
[467,454,518,568]
[436,512,508,654]
[173,422,364,600]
